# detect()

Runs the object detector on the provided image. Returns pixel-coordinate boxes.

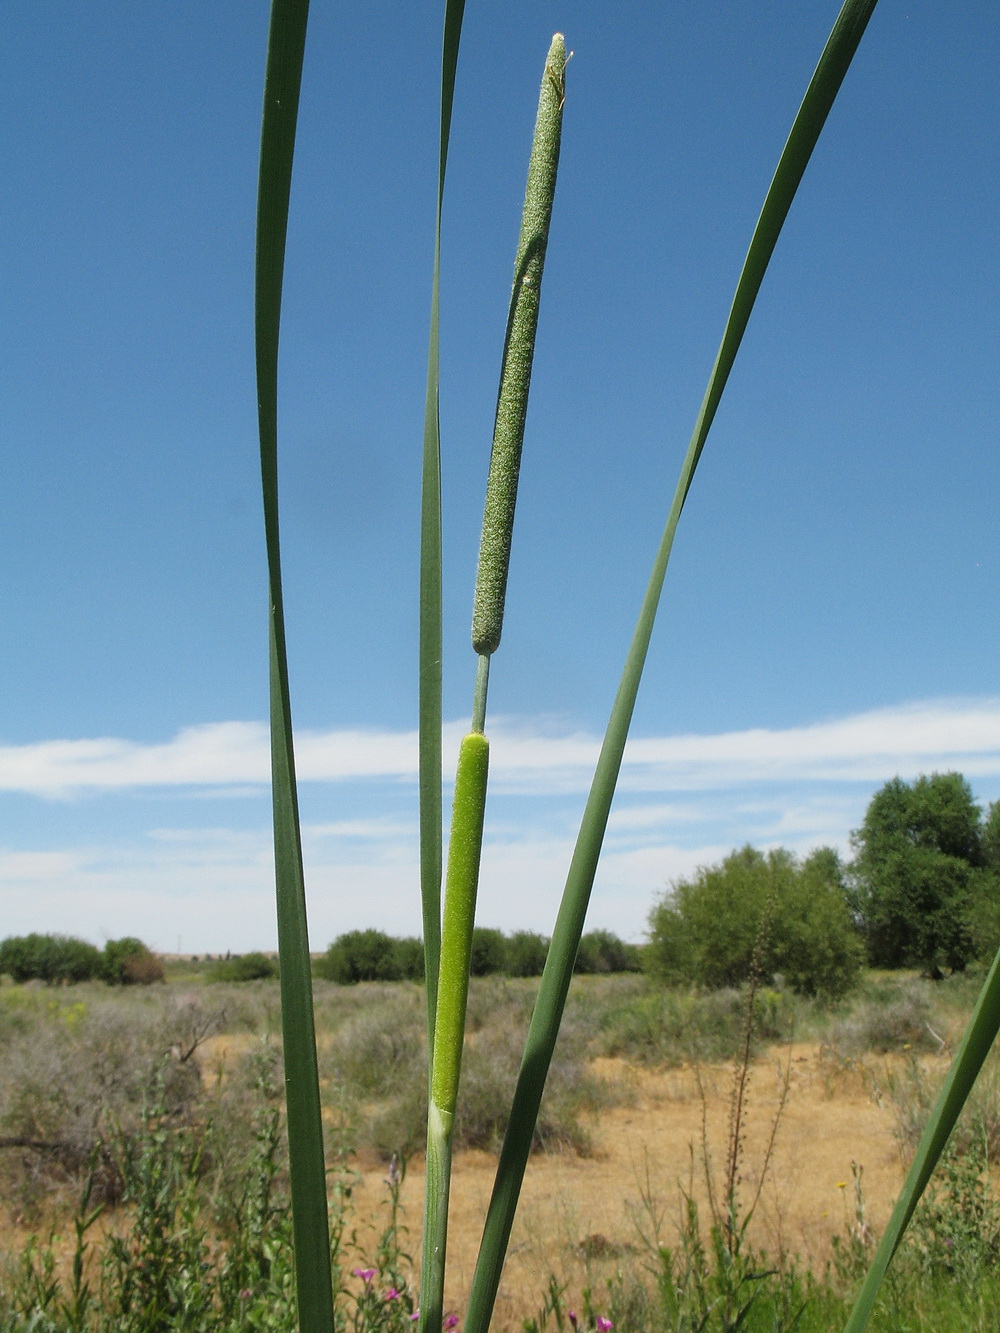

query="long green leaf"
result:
[255,3,334,1331]
[463,4,879,1329]
[844,944,1000,1331]
[420,0,468,1058]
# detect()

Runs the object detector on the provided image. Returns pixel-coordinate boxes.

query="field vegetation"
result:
[4,944,1000,1329]
[5,775,1000,1327]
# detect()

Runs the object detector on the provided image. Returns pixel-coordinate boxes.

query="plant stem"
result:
[420,731,489,1333]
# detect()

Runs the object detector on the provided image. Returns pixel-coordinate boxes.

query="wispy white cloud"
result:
[3,697,1000,798]
[2,697,999,950]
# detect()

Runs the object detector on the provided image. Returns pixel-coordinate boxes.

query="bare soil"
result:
[352,1043,913,1329]
[1,1037,932,1331]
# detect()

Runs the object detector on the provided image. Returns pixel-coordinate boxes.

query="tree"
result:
[849,772,988,975]
[0,933,103,984]
[317,929,404,984]
[505,931,549,977]
[102,937,164,985]
[470,927,507,976]
[574,930,641,974]
[646,845,862,999]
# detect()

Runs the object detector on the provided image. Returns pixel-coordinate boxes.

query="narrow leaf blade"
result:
[255,3,334,1329]
[420,0,468,1054]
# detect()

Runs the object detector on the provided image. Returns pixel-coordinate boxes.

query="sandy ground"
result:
[1,1040,922,1329]
[345,1043,912,1328]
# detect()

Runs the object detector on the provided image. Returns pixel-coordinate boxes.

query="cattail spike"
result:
[472,34,567,656]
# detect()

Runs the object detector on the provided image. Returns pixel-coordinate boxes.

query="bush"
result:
[102,937,165,985]
[597,984,794,1066]
[392,936,425,981]
[505,931,549,977]
[208,951,278,983]
[646,845,863,999]
[470,927,507,976]
[0,933,104,985]
[316,930,409,984]
[574,929,641,974]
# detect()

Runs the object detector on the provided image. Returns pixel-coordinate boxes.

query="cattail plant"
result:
[252,2,1000,1332]
[421,36,566,1333]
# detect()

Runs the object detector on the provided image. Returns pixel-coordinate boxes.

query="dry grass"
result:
[1,969,996,1329]
[374,1042,904,1330]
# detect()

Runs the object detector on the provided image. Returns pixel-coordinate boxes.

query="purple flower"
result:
[596,1318,614,1332]
[409,1314,419,1323]
[384,1288,401,1302]
[353,1268,377,1285]
[445,1316,459,1330]
[568,1314,578,1329]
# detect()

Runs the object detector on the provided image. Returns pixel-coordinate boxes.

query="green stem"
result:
[471,654,490,734]
[420,731,489,1333]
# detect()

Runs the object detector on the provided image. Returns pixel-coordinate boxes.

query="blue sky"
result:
[3,2,999,952]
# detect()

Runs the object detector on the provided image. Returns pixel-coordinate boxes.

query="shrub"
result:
[0,933,104,985]
[505,930,549,977]
[392,936,425,981]
[597,984,793,1066]
[646,845,863,999]
[574,929,641,974]
[316,930,406,984]
[102,936,165,985]
[828,977,935,1055]
[208,951,278,983]
[470,927,508,976]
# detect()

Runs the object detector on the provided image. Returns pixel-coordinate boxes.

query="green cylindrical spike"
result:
[472,34,567,656]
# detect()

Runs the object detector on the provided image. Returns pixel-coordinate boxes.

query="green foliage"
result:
[574,929,641,974]
[469,927,507,977]
[101,939,164,986]
[0,935,104,986]
[505,930,549,977]
[316,932,424,985]
[849,773,994,975]
[312,929,639,985]
[646,845,863,998]
[597,983,794,1066]
[0,1070,419,1332]
[208,952,278,984]
[0,936,162,988]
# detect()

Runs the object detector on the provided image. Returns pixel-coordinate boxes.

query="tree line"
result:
[314,927,640,985]
[647,770,1000,998]
[0,934,163,985]
[5,772,993,997]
